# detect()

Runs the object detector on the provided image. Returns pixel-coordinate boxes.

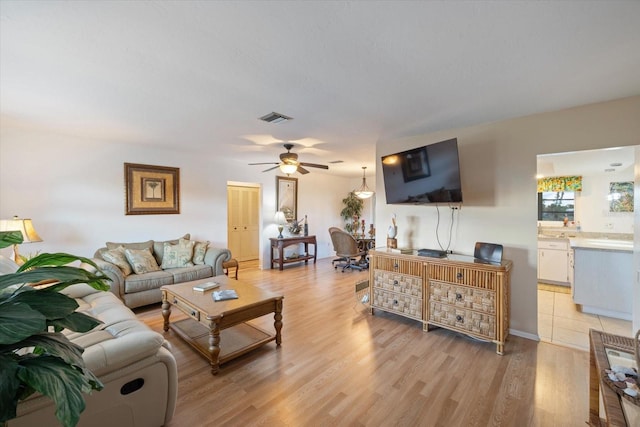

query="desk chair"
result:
[328,227,347,266]
[330,229,368,272]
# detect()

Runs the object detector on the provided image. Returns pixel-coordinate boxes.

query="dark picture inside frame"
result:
[401,147,430,182]
[125,163,180,215]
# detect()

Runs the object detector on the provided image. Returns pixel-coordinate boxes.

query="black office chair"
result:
[330,229,368,272]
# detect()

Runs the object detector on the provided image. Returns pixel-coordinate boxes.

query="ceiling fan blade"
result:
[300,162,329,170]
[249,162,279,165]
[297,166,310,174]
[262,165,280,172]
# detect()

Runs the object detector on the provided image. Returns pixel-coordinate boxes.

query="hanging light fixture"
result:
[279,163,298,175]
[354,166,374,199]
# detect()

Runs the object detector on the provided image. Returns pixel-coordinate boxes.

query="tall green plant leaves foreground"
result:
[0,230,111,427]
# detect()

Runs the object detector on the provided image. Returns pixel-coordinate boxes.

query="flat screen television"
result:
[381,138,463,204]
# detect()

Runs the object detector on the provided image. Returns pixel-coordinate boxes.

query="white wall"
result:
[0,121,352,269]
[577,168,635,233]
[376,96,640,337]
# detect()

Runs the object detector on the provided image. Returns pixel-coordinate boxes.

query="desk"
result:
[270,235,317,271]
[589,329,638,426]
[356,238,375,253]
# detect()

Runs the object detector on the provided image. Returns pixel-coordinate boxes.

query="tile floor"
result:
[538,285,633,351]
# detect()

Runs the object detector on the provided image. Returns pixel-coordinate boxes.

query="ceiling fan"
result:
[248,143,329,175]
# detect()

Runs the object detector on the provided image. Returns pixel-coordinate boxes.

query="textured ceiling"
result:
[1,1,639,176]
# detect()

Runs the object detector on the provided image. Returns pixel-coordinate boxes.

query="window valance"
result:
[537,176,582,192]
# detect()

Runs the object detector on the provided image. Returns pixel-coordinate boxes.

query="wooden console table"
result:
[270,235,317,270]
[589,329,638,426]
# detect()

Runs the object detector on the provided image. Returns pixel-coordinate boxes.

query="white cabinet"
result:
[573,247,632,320]
[538,239,569,285]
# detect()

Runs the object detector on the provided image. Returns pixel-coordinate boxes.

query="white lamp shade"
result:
[274,211,287,225]
[279,163,298,175]
[0,216,42,242]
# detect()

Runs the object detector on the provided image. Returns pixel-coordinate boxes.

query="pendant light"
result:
[354,166,374,199]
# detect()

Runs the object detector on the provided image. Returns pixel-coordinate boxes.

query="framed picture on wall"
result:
[124,163,180,215]
[609,181,634,212]
[276,176,297,222]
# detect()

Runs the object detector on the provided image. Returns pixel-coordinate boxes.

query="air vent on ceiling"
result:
[259,112,292,124]
[329,160,344,164]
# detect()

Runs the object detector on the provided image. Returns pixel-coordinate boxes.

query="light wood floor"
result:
[135,259,590,427]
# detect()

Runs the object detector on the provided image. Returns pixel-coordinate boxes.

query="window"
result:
[538,191,575,221]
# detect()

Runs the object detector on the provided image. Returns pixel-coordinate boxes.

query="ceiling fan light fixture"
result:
[354,166,374,199]
[279,163,298,175]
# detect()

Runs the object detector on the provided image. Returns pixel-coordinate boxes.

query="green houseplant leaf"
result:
[0,232,110,426]
[0,230,23,247]
[0,301,46,345]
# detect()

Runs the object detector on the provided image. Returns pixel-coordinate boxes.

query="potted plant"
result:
[340,191,364,234]
[0,230,110,427]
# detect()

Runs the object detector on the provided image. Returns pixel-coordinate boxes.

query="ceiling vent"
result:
[259,112,292,124]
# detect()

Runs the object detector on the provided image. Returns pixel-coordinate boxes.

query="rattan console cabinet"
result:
[368,250,512,354]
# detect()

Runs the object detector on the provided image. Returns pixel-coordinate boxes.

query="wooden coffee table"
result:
[161,276,283,375]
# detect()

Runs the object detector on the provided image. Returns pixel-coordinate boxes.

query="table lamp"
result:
[0,215,43,264]
[274,211,287,238]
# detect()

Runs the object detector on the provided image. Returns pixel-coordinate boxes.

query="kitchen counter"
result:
[571,238,633,320]
[570,238,633,252]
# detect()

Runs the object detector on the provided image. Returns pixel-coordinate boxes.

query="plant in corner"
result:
[340,191,364,234]
[0,230,110,427]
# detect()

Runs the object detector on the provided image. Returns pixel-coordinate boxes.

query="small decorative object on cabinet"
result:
[368,249,512,355]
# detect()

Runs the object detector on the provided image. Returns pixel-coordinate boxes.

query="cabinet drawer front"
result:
[429,281,496,314]
[429,302,496,339]
[373,288,422,319]
[538,239,568,250]
[373,269,422,298]
[372,256,423,276]
[427,264,497,291]
[171,296,200,321]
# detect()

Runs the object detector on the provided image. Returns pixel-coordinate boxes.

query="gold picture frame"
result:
[124,163,180,215]
[276,176,297,222]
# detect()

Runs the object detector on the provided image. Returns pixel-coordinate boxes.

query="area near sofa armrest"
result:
[81,330,166,376]
[88,258,126,299]
[203,246,232,275]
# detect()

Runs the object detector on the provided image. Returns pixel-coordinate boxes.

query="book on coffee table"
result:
[193,281,220,292]
[212,289,239,301]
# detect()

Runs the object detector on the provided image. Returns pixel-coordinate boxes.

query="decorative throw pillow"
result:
[124,248,161,274]
[192,241,209,265]
[106,239,154,252]
[153,234,191,265]
[101,246,133,276]
[161,238,195,269]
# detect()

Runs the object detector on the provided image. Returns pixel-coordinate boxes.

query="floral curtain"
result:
[537,176,582,192]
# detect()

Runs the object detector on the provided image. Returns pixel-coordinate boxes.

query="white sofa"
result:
[9,283,178,427]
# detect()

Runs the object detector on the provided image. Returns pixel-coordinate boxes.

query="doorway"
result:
[227,183,260,262]
[536,147,636,350]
